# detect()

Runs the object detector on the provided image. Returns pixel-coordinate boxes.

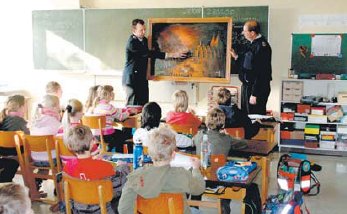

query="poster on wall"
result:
[148,17,232,83]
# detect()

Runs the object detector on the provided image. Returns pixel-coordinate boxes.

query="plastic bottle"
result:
[201,133,210,169]
[133,144,143,170]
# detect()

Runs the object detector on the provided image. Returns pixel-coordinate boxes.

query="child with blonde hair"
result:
[119,126,205,214]
[31,94,61,136]
[85,85,101,114]
[64,125,129,213]
[93,87,131,152]
[0,95,29,134]
[166,90,202,133]
[59,99,84,135]
[46,81,62,99]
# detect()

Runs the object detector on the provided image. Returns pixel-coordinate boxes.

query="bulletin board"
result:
[291,33,347,77]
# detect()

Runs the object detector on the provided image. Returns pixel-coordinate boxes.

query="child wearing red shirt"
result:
[64,125,129,213]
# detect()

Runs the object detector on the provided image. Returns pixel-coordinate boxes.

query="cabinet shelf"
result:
[280,79,347,156]
[281,120,346,125]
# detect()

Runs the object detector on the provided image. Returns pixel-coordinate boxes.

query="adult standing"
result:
[123,19,185,106]
[230,20,272,115]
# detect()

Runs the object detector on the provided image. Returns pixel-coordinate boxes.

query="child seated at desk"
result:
[193,107,248,214]
[92,86,132,152]
[58,99,84,136]
[134,102,193,148]
[64,125,129,213]
[217,87,260,139]
[166,90,202,134]
[193,107,247,157]
[118,126,205,214]
[0,95,28,183]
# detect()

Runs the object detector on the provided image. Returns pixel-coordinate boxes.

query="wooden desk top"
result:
[113,114,141,129]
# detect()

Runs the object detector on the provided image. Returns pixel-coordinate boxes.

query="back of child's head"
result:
[217,87,232,106]
[65,125,93,154]
[62,99,83,133]
[0,183,33,214]
[85,85,100,109]
[98,86,113,102]
[141,102,162,130]
[148,126,176,162]
[33,94,60,122]
[206,107,226,131]
[172,90,188,112]
[45,81,62,98]
[0,95,25,123]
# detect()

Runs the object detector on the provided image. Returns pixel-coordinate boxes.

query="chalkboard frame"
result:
[148,17,232,83]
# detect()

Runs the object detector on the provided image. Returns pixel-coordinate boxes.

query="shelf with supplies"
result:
[279,79,347,156]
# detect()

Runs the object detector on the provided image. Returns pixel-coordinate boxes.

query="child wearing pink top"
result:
[92,86,132,152]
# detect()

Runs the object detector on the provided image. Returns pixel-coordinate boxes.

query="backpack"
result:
[262,190,308,214]
[244,183,262,214]
[277,154,320,195]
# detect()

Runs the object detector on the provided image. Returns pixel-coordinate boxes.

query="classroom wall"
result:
[1,0,347,119]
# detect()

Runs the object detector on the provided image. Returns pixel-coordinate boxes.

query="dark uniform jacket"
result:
[237,36,272,98]
[218,104,260,139]
[122,35,165,87]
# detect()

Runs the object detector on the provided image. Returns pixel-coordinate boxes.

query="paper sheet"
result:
[170,153,193,170]
[311,35,342,57]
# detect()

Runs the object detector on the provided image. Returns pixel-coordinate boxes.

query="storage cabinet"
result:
[279,79,347,156]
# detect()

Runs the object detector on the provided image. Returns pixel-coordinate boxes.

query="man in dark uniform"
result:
[230,20,272,115]
[123,19,184,106]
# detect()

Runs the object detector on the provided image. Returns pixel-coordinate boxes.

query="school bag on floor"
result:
[277,153,321,195]
[262,190,309,214]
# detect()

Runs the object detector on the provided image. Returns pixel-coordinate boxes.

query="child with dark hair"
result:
[133,102,161,146]
[217,87,260,139]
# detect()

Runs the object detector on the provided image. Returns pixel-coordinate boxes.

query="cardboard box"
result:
[338,92,347,104]
[320,141,336,149]
[294,113,308,122]
[280,131,291,139]
[307,115,328,123]
[291,131,305,140]
[305,124,320,135]
[304,141,319,148]
[297,104,311,114]
[281,112,294,121]
[337,125,347,134]
[311,106,326,115]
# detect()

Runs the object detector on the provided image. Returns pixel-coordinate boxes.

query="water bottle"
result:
[133,144,143,170]
[201,133,210,169]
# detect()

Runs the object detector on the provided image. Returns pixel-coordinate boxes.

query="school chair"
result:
[15,134,60,204]
[0,131,27,182]
[54,136,76,173]
[168,123,198,136]
[136,193,222,214]
[224,127,245,139]
[81,115,107,152]
[63,173,113,214]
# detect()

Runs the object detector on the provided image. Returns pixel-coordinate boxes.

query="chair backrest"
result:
[23,135,55,152]
[0,131,24,148]
[63,173,113,214]
[55,136,76,172]
[136,193,184,214]
[224,127,245,139]
[81,115,107,130]
[168,124,197,136]
[81,115,107,152]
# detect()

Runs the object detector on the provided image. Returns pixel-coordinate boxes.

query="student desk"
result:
[230,139,277,205]
[202,166,261,214]
[113,114,141,129]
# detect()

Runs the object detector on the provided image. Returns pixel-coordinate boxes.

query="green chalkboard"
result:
[84,8,202,71]
[33,6,268,72]
[291,34,347,76]
[204,6,269,74]
[32,10,84,70]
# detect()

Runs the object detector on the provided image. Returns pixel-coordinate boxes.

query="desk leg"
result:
[251,156,269,205]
